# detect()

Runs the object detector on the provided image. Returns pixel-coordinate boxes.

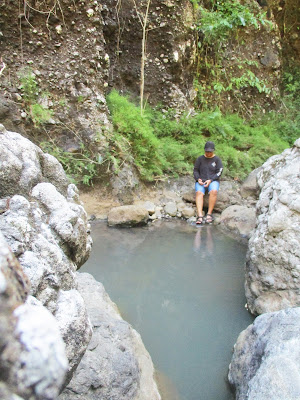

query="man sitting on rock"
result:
[193,141,223,224]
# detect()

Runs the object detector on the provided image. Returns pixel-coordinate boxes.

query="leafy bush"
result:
[195,0,271,45]
[107,91,290,182]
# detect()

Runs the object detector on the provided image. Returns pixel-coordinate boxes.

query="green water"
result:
[81,220,253,400]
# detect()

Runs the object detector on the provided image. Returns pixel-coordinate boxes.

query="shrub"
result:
[41,141,101,186]
[107,91,290,183]
[107,90,164,180]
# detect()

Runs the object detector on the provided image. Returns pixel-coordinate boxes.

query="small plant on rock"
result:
[19,70,53,126]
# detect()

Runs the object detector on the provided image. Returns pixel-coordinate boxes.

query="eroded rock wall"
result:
[102,0,196,110]
[245,138,300,315]
[0,124,93,392]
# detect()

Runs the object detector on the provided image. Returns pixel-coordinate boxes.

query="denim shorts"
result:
[195,180,220,194]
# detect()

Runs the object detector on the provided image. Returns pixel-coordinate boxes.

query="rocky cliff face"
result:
[0,125,160,399]
[245,138,300,315]
[228,139,300,399]
[0,0,290,150]
[102,0,196,110]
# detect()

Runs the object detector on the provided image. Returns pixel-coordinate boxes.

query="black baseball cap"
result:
[204,141,215,152]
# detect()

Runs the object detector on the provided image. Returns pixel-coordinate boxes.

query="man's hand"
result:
[198,178,204,185]
[204,180,211,187]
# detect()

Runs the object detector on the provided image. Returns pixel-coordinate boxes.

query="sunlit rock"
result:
[220,205,256,239]
[0,232,68,399]
[108,205,149,227]
[245,139,300,315]
[229,307,300,400]
[0,126,93,385]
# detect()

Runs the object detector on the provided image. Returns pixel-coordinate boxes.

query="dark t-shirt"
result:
[193,155,223,182]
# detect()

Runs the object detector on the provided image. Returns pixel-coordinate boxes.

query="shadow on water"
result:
[81,220,254,400]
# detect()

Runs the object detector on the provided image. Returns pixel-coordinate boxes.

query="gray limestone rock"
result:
[108,205,149,227]
[164,201,178,217]
[59,272,161,400]
[0,232,68,400]
[0,126,69,197]
[0,127,93,385]
[240,168,261,200]
[213,181,243,212]
[111,163,140,205]
[245,139,300,315]
[220,205,256,239]
[31,182,92,267]
[13,297,69,400]
[228,307,300,400]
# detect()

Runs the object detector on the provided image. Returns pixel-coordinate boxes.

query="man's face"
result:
[205,151,214,158]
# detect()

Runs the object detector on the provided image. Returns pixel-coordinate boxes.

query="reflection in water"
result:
[193,225,214,255]
[82,220,254,400]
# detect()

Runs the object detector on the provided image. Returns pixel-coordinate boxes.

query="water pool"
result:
[81,220,253,400]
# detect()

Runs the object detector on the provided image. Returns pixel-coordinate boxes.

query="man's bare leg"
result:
[196,191,204,217]
[207,190,218,215]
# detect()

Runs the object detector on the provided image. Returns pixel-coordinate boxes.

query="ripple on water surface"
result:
[81,220,254,400]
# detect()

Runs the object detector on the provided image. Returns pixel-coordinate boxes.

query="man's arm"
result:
[211,157,223,181]
[193,157,201,181]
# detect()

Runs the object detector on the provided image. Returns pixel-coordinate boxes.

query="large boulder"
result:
[228,307,300,400]
[0,124,69,197]
[0,126,93,384]
[108,205,149,227]
[245,139,300,315]
[59,272,161,400]
[219,205,256,239]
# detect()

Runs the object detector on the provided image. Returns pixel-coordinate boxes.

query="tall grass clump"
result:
[107,90,189,180]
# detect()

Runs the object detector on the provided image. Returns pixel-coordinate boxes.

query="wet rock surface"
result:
[245,139,300,315]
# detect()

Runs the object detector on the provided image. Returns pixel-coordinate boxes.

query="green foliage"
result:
[107,90,164,181]
[20,71,38,103]
[30,103,53,126]
[257,66,300,146]
[107,91,290,182]
[41,141,102,186]
[19,70,53,126]
[227,71,271,94]
[192,0,273,109]
[195,0,271,45]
